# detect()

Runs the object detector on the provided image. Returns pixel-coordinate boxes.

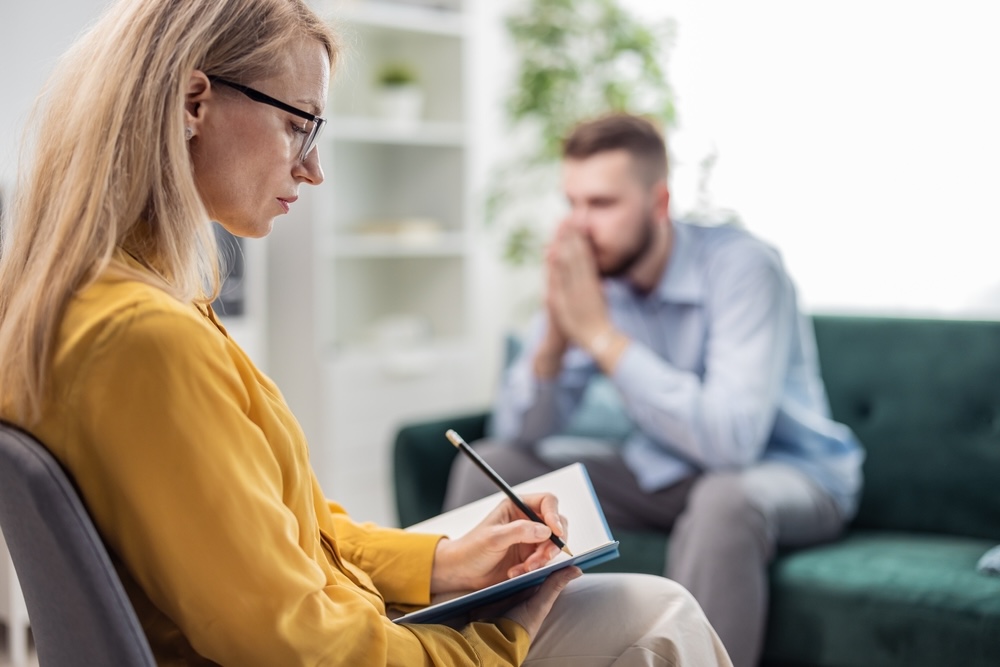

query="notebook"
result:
[394,463,619,624]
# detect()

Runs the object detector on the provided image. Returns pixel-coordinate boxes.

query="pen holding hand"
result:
[429,487,574,594]
[446,429,573,557]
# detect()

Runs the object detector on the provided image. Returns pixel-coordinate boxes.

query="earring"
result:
[185,126,193,141]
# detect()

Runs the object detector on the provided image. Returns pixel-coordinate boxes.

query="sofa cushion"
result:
[563,377,633,441]
[813,316,1000,541]
[763,530,1000,667]
[510,318,1000,541]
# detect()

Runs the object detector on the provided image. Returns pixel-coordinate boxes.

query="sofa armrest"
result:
[393,412,490,527]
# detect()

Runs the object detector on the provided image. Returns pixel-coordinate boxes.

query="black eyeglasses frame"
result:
[208,75,326,161]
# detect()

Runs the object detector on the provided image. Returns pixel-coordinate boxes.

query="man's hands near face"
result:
[546,220,611,348]
[532,219,629,378]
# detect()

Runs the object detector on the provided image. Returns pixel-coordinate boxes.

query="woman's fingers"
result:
[502,567,582,639]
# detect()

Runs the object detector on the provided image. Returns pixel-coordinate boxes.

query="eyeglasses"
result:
[208,76,326,162]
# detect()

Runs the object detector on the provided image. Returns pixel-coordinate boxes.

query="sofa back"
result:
[812,315,1000,541]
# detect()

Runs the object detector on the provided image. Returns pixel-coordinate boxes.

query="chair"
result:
[0,421,155,666]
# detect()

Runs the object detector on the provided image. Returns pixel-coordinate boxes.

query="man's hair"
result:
[0,0,338,423]
[563,113,668,184]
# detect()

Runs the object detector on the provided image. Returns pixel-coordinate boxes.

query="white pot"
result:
[375,84,424,127]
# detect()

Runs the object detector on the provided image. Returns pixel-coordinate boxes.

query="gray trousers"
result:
[443,439,844,667]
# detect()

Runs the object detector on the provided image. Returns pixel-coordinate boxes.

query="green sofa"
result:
[393,315,1000,667]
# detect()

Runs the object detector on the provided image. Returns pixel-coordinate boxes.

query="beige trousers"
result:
[446,441,843,667]
[526,573,733,667]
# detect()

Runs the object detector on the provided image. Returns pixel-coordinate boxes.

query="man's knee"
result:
[674,472,773,555]
[445,442,501,507]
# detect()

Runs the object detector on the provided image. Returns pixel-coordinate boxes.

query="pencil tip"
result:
[561,545,574,557]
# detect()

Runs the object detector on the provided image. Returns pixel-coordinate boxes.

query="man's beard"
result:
[598,213,655,278]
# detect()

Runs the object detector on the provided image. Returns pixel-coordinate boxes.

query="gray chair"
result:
[0,421,155,666]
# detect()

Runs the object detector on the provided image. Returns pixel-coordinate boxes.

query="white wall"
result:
[4,0,997,457]
[472,0,1000,327]
[627,0,1000,317]
[0,0,108,190]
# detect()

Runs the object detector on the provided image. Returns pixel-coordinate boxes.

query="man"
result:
[444,113,864,667]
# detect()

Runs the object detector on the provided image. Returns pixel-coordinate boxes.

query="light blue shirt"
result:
[492,220,865,518]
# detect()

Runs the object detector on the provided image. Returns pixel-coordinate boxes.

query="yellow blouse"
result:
[11,257,530,665]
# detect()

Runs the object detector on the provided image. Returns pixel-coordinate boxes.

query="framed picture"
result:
[211,222,246,317]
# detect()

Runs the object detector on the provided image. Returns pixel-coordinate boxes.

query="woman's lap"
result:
[525,573,732,667]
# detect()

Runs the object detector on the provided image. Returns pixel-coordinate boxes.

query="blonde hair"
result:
[0,0,337,423]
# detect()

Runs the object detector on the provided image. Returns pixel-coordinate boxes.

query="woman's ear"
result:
[184,70,212,139]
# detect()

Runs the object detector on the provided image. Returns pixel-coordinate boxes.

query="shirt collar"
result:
[654,219,705,304]
[601,220,706,304]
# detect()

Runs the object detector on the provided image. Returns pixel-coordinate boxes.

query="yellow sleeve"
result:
[326,502,443,606]
[64,302,531,666]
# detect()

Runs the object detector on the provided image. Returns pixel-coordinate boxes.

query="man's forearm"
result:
[532,328,567,379]
[581,326,629,376]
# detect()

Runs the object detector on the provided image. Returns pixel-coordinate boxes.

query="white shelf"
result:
[218,315,266,367]
[328,116,465,146]
[328,336,473,365]
[321,231,466,257]
[268,0,481,526]
[319,340,483,526]
[329,0,466,37]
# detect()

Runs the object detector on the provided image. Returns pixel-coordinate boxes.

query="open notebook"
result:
[394,463,619,624]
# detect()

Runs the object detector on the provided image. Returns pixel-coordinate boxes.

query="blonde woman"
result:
[0,1,731,665]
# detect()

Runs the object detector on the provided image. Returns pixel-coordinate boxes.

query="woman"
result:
[0,0,731,665]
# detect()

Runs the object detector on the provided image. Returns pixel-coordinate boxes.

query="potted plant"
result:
[374,62,424,127]
[486,0,677,266]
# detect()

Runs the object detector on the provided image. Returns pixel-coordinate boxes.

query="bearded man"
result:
[444,113,864,667]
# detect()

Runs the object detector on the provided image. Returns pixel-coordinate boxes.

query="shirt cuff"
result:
[611,341,657,390]
[380,531,443,606]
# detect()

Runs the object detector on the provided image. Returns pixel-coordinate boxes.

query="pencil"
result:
[445,429,573,557]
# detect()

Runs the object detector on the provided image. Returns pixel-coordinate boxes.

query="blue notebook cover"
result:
[394,463,619,625]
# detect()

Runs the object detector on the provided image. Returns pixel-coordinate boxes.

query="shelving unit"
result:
[212,226,269,371]
[302,0,482,526]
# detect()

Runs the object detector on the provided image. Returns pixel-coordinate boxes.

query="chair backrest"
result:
[0,421,155,666]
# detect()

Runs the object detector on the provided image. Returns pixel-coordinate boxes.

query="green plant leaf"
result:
[376,63,418,86]
[488,0,677,264]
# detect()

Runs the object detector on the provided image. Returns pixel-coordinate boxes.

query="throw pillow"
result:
[977,544,1000,576]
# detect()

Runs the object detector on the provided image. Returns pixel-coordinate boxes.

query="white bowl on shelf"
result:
[374,84,424,128]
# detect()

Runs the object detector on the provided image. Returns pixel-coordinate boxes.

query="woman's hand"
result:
[502,566,582,639]
[430,493,569,595]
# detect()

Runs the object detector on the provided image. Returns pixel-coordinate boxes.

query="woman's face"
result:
[187,40,330,238]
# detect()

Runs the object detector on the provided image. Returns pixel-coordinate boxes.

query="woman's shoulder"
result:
[78,272,202,324]
[59,272,222,368]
